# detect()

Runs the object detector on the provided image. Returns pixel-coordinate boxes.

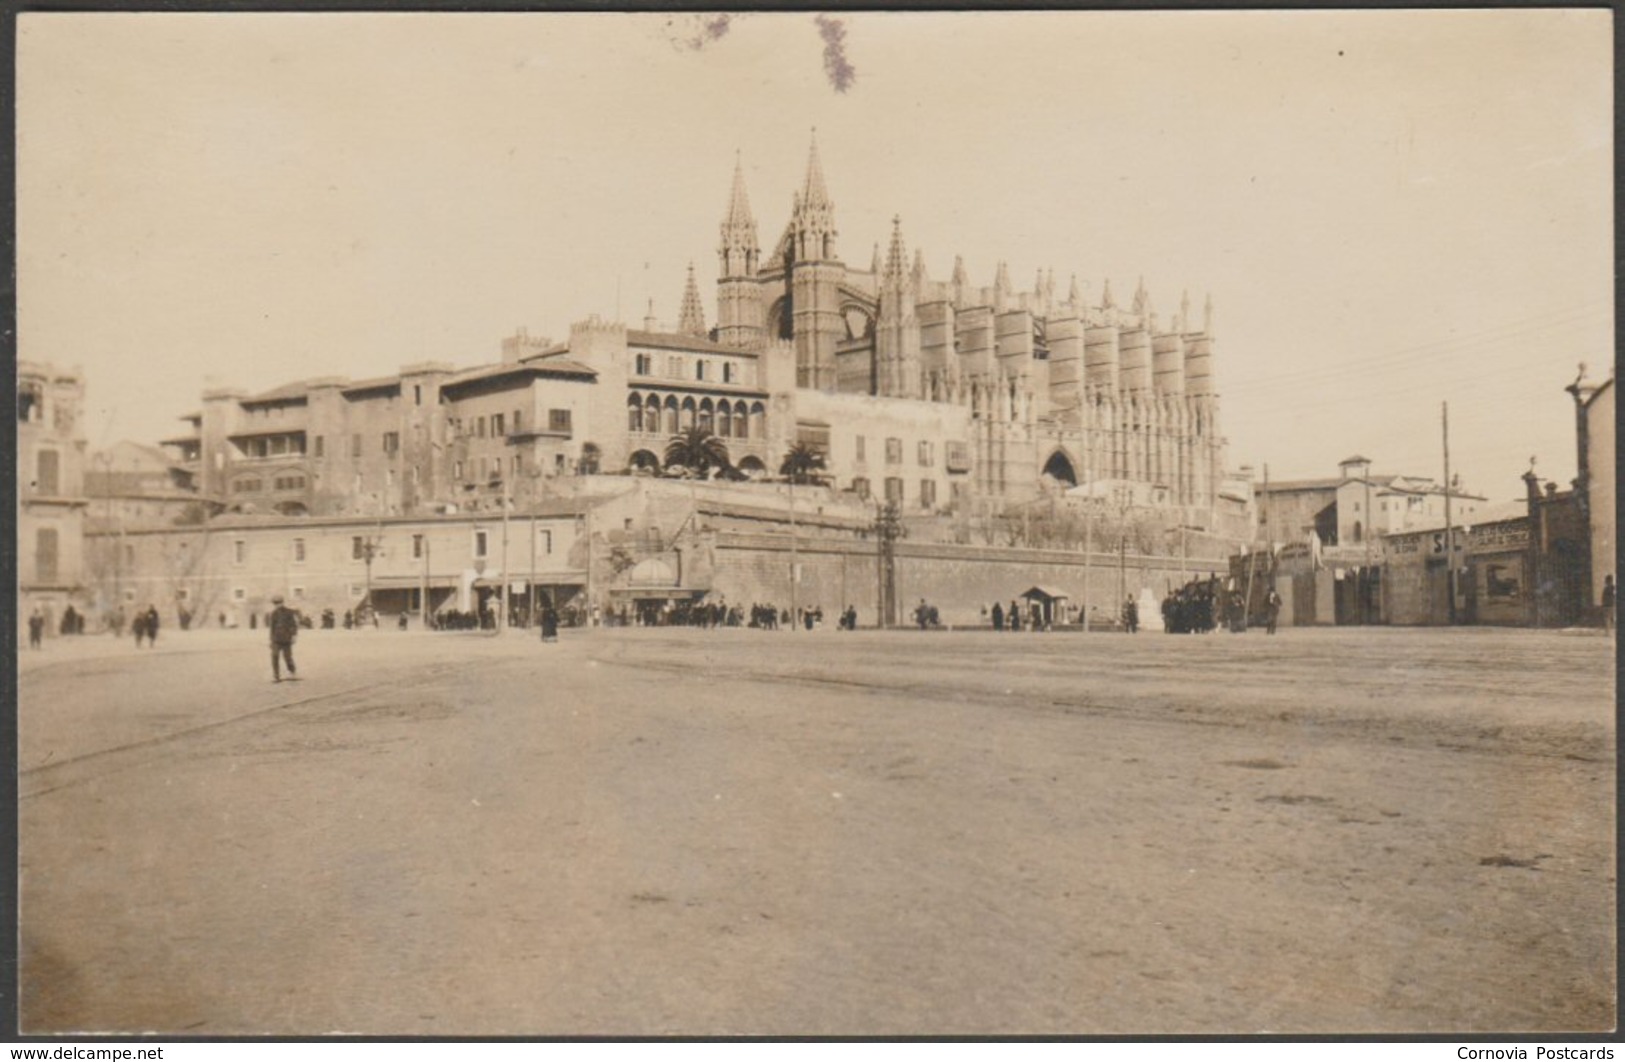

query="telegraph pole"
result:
[1442,401,1455,624]
[788,479,798,632]
[498,476,510,633]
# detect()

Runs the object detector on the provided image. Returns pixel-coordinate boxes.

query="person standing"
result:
[131,609,148,648]
[144,605,160,647]
[269,595,299,682]
[27,605,44,650]
[1123,595,1139,634]
[1602,574,1615,636]
[539,603,559,643]
[1264,587,1282,635]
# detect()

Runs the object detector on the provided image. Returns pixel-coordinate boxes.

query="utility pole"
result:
[1363,465,1373,624]
[1443,401,1455,624]
[1082,489,1095,633]
[421,533,430,628]
[788,478,798,632]
[874,501,903,628]
[498,475,511,633]
[361,518,383,621]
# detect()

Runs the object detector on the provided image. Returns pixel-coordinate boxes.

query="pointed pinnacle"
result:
[678,262,707,337]
[801,128,831,209]
[724,154,755,229]
[884,215,908,279]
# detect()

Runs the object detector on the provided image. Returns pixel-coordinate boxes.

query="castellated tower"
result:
[875,217,921,399]
[787,133,844,392]
[715,156,765,349]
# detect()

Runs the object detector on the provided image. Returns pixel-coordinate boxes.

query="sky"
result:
[17,10,1613,497]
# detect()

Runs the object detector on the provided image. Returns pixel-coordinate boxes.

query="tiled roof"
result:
[625,329,757,356]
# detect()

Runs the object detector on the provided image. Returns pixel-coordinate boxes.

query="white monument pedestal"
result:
[1138,587,1164,632]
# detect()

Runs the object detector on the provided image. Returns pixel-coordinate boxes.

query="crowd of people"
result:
[1159,577,1281,635]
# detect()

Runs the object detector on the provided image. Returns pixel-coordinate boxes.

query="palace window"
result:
[855,435,866,462]
[885,477,904,503]
[383,431,400,454]
[292,538,306,563]
[492,414,505,437]
[918,441,934,468]
[352,536,364,560]
[635,354,653,375]
[35,527,58,582]
[723,363,735,383]
[538,529,553,555]
[234,539,247,564]
[35,449,59,495]
[18,381,43,423]
[549,408,572,433]
[852,476,871,499]
[473,529,489,559]
[313,436,325,458]
[412,534,424,559]
[696,361,707,382]
[920,479,937,509]
[885,437,903,464]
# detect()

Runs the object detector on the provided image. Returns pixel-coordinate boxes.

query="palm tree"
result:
[663,426,732,478]
[779,441,828,486]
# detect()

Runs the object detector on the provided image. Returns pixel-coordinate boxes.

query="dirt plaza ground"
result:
[16,622,1616,1035]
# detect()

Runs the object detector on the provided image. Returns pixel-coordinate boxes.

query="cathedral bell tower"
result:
[716,155,765,349]
[787,131,844,391]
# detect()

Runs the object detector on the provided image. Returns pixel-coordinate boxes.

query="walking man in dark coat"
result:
[269,595,299,682]
[144,605,160,647]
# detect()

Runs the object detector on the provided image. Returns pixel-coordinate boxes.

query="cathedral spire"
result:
[1068,274,1082,308]
[678,263,707,337]
[1101,277,1115,309]
[884,215,908,282]
[718,153,759,278]
[870,242,882,275]
[1132,276,1149,317]
[725,152,754,231]
[951,255,969,289]
[912,248,929,286]
[790,129,837,262]
[800,128,832,211]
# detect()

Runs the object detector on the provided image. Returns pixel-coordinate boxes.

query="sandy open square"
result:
[17,624,1615,1035]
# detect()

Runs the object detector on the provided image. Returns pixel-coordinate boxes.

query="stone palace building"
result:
[159,135,1237,538]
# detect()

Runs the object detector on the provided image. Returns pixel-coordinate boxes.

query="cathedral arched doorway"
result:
[1042,451,1078,487]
